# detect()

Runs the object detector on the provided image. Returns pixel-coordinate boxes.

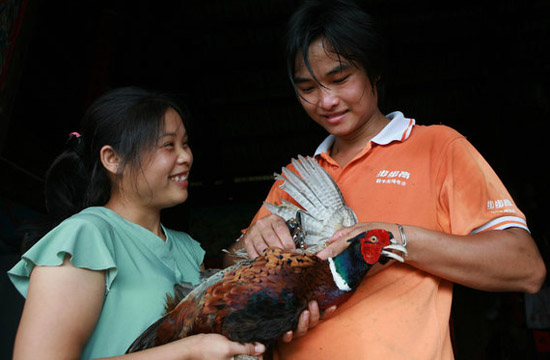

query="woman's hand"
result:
[242,214,296,258]
[172,333,265,360]
[121,334,265,360]
[280,301,337,343]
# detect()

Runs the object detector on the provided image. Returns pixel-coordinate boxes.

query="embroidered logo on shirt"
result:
[487,199,517,213]
[376,170,410,186]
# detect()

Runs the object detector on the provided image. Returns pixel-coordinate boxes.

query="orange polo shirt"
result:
[248,111,527,359]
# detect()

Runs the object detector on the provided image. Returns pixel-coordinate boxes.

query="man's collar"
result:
[314,111,415,155]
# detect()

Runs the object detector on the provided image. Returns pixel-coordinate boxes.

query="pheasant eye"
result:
[369,235,378,243]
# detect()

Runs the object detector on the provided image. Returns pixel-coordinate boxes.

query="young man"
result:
[232,1,546,358]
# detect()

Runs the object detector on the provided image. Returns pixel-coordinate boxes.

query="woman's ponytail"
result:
[44,132,89,222]
[21,132,90,250]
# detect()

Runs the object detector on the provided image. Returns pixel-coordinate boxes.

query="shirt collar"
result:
[314,111,415,155]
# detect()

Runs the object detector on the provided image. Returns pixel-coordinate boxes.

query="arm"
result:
[317,223,546,294]
[13,255,105,360]
[13,256,265,360]
[405,226,545,293]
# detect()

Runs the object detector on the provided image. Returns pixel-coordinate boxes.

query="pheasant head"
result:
[329,229,407,291]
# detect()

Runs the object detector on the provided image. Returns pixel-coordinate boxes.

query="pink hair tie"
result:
[66,132,83,156]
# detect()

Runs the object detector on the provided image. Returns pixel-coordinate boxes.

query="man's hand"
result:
[243,214,296,258]
[280,301,337,343]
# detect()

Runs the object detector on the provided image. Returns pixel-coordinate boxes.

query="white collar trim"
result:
[314,111,415,155]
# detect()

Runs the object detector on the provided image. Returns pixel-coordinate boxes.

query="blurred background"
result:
[1,0,549,358]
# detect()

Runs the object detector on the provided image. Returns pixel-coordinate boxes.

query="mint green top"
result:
[8,206,205,359]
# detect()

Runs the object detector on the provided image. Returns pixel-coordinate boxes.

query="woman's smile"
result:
[169,172,189,186]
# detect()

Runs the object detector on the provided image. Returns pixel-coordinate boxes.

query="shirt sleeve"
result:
[7,217,118,297]
[436,136,528,235]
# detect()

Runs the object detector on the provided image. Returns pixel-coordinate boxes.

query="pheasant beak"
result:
[381,235,408,263]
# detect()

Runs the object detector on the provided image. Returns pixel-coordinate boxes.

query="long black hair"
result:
[22,87,190,250]
[286,0,385,94]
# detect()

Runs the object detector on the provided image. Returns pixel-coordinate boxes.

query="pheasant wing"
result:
[267,156,358,252]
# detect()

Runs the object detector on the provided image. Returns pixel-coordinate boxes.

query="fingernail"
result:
[255,343,266,353]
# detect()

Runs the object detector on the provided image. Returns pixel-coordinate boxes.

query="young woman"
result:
[8,87,266,359]
[233,1,546,359]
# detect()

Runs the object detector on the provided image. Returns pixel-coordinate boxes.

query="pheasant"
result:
[126,156,407,356]
[127,230,406,354]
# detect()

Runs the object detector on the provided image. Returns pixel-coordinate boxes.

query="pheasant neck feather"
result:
[328,258,351,291]
[330,241,371,291]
